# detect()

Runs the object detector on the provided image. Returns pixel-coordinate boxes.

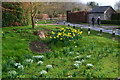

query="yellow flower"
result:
[54,37,56,39]
[61,28,64,30]
[50,36,52,38]
[79,31,82,34]
[58,33,62,36]
[60,38,62,40]
[57,36,59,38]
[52,31,55,34]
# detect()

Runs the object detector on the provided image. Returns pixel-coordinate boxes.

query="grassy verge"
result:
[2,25,120,78]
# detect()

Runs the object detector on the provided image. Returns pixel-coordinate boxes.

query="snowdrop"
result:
[86,64,94,67]
[81,59,85,62]
[75,46,77,48]
[40,70,47,74]
[37,61,43,64]
[18,65,24,69]
[14,62,24,69]
[46,65,53,69]
[75,61,82,64]
[33,55,44,59]
[14,63,21,66]
[25,59,33,63]
[73,63,79,68]
[8,70,17,75]
[86,55,91,58]
[68,75,72,78]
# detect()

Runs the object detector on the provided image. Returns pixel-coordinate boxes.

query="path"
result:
[58,21,120,36]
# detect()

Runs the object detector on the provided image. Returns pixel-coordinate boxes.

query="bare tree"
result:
[114,1,120,13]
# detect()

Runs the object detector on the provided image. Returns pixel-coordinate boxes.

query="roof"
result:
[90,6,114,13]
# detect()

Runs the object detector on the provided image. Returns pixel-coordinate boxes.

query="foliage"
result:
[2,2,30,27]
[87,1,99,9]
[101,20,120,25]
[111,13,120,20]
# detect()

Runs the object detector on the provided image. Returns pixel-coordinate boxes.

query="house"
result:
[88,6,116,23]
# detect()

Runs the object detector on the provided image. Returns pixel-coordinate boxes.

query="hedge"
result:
[101,20,120,25]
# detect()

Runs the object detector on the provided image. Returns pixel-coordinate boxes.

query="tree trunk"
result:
[31,16,35,29]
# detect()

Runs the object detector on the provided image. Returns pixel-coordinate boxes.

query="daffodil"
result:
[60,38,62,40]
[52,31,55,34]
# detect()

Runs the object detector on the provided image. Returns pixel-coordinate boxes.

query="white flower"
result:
[68,75,72,78]
[46,65,53,69]
[8,70,17,75]
[75,61,82,64]
[40,70,47,74]
[75,46,77,48]
[86,64,94,67]
[74,56,81,59]
[37,61,43,64]
[14,63,21,66]
[76,52,80,55]
[81,59,85,62]
[25,59,33,63]
[18,65,24,69]
[33,55,44,59]
[86,55,91,58]
[73,63,79,68]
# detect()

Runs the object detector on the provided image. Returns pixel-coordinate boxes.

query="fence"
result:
[67,11,88,23]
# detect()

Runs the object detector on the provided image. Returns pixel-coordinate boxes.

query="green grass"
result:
[2,25,120,78]
[37,20,57,24]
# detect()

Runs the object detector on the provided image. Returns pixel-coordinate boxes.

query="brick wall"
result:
[67,11,88,23]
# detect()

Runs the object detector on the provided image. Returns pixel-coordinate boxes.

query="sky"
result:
[80,0,119,8]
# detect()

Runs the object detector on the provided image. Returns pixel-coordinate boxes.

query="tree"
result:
[87,1,99,9]
[114,1,120,13]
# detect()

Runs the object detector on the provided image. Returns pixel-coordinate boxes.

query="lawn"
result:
[2,25,120,78]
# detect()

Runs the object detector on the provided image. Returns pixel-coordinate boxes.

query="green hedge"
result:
[111,13,120,20]
[101,20,120,25]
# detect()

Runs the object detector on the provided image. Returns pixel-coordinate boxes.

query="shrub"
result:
[101,20,120,25]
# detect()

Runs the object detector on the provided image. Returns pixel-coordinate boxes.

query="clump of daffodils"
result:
[49,27,82,41]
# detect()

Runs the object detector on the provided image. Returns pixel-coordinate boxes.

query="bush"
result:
[101,20,120,25]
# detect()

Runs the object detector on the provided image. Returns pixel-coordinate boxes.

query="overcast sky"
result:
[80,0,119,8]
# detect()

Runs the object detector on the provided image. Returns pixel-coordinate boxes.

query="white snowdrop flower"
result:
[18,65,24,69]
[68,75,72,78]
[40,70,47,74]
[86,55,91,58]
[74,56,81,59]
[33,55,44,59]
[46,65,53,69]
[76,52,80,55]
[75,61,82,64]
[8,70,17,75]
[75,46,77,48]
[86,64,94,67]
[14,63,21,66]
[81,59,85,62]
[73,63,79,68]
[25,59,33,63]
[37,61,43,64]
